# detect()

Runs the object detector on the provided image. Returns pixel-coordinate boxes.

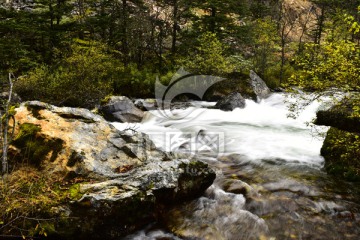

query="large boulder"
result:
[214,92,246,111]
[202,72,258,102]
[99,96,144,122]
[249,70,271,100]
[12,101,216,239]
[315,99,360,133]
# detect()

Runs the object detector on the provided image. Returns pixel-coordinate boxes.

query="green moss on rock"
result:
[321,127,360,181]
[68,184,83,200]
[12,123,63,166]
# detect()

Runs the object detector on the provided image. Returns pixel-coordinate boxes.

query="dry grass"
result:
[0,166,84,238]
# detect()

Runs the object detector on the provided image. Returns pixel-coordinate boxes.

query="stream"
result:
[115,93,360,240]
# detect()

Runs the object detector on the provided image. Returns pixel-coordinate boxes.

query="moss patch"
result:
[68,183,83,200]
[100,95,113,105]
[12,123,63,166]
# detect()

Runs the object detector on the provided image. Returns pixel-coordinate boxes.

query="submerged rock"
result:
[134,98,158,111]
[249,70,271,100]
[12,101,216,239]
[163,186,269,240]
[99,96,144,122]
[222,179,260,199]
[214,92,246,111]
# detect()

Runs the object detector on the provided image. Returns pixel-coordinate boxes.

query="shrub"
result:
[264,63,295,89]
[15,41,123,108]
[113,64,157,98]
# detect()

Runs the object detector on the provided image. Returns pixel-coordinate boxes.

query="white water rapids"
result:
[116,93,360,240]
[113,93,327,167]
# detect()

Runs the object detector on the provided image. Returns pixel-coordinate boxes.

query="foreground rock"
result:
[214,92,246,111]
[249,70,271,100]
[12,101,216,239]
[99,96,144,122]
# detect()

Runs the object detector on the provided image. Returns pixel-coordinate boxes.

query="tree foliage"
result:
[1,0,360,106]
[290,40,360,91]
[180,32,234,75]
[289,9,360,92]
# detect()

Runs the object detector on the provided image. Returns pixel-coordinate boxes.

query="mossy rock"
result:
[315,96,360,133]
[321,127,360,181]
[203,72,257,101]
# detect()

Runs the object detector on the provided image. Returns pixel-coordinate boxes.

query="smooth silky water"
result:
[114,93,360,240]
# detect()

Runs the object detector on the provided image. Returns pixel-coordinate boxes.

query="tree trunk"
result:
[315,6,325,45]
[171,0,178,55]
[2,73,14,175]
[122,0,129,64]
[280,36,285,85]
[56,0,61,25]
[49,2,54,29]
[210,6,216,33]
[159,23,164,71]
[298,6,313,53]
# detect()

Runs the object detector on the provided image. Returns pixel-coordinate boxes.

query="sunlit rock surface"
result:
[13,101,216,239]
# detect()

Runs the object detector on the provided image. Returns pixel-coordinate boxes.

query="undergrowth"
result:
[0,166,85,239]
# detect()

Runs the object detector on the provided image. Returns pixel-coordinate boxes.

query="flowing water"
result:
[115,93,360,240]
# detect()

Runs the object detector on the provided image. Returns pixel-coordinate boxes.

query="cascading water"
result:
[115,93,360,240]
